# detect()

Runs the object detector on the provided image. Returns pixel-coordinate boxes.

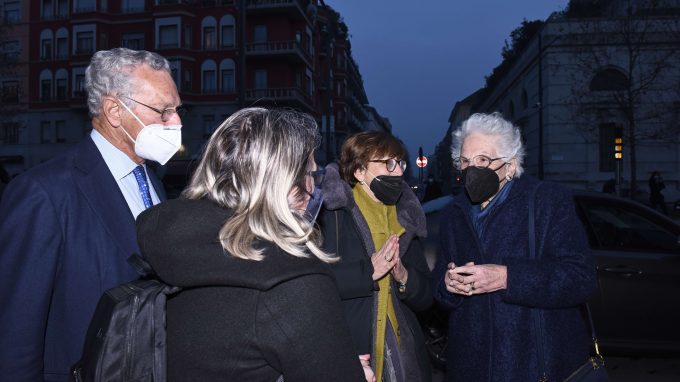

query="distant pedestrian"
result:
[649,171,668,215]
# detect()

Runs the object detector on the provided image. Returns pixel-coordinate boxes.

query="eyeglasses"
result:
[369,158,407,173]
[306,167,326,187]
[453,155,507,170]
[120,95,186,123]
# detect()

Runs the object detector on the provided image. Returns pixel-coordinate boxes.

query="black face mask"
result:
[463,166,502,204]
[304,187,324,223]
[369,175,403,205]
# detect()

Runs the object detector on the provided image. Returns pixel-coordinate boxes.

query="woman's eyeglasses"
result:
[453,155,506,170]
[369,158,407,173]
[306,167,326,187]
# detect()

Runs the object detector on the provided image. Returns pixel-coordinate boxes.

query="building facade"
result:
[439,0,680,201]
[0,0,386,176]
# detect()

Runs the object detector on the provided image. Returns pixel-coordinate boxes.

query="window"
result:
[219,59,235,94]
[76,31,94,54]
[577,197,680,252]
[1,40,20,62]
[41,38,53,59]
[56,120,66,142]
[73,0,95,13]
[221,25,234,48]
[221,69,234,94]
[74,73,85,97]
[3,1,20,23]
[159,25,178,49]
[0,123,19,144]
[1,81,19,102]
[203,115,215,138]
[57,0,67,16]
[56,37,68,59]
[203,26,216,49]
[41,121,52,143]
[590,68,629,92]
[255,70,267,97]
[220,15,235,48]
[598,123,620,172]
[42,0,54,19]
[254,25,267,50]
[202,70,216,93]
[56,78,67,99]
[305,70,312,96]
[122,32,144,50]
[122,0,144,12]
[41,79,52,101]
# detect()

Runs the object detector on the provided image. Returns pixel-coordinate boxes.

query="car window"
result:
[577,197,680,252]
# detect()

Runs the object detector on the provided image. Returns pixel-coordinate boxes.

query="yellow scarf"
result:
[353,185,405,380]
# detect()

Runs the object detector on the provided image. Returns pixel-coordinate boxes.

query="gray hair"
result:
[85,47,171,117]
[451,112,526,177]
[182,108,334,262]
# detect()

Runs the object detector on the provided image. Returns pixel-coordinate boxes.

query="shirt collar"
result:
[90,129,140,180]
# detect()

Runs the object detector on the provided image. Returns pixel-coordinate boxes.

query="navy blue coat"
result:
[0,136,165,381]
[432,176,597,381]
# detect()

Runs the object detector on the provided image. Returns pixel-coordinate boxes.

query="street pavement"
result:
[431,357,680,381]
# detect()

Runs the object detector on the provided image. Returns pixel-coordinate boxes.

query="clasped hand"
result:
[371,234,407,283]
[445,262,507,296]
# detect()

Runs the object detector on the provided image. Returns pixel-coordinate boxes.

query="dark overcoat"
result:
[0,136,165,381]
[318,163,433,382]
[137,198,366,381]
[432,176,597,381]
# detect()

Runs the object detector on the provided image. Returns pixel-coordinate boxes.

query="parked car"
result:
[421,190,680,367]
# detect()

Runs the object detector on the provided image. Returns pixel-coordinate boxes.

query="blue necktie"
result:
[132,165,153,209]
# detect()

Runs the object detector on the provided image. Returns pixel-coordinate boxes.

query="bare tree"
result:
[558,1,680,197]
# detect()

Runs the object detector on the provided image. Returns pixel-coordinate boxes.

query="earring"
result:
[506,174,513,181]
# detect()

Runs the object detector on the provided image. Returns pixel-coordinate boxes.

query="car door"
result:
[575,195,680,354]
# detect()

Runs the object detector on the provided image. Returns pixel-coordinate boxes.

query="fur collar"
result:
[321,163,427,239]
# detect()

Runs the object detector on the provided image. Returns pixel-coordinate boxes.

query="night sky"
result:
[327,0,569,167]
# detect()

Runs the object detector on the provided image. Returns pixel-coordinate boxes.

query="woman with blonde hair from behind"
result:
[136,108,374,381]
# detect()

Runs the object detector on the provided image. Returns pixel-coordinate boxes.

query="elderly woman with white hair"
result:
[432,112,597,381]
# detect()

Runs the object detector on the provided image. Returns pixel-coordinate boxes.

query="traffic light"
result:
[614,137,623,160]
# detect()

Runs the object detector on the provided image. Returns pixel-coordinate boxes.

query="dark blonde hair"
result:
[182,108,333,262]
[338,131,406,187]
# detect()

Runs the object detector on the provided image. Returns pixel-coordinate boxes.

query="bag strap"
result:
[527,184,548,382]
[127,254,156,277]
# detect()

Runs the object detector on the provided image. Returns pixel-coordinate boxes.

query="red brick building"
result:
[0,0,390,175]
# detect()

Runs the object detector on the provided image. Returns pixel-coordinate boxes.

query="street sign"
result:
[416,156,428,168]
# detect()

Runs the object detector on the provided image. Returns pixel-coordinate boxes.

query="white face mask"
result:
[118,99,182,165]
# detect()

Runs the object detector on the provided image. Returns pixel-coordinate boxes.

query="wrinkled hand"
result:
[371,235,399,281]
[446,262,507,296]
[359,354,376,382]
[391,256,408,285]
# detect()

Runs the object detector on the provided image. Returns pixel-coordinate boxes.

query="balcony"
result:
[199,0,235,6]
[245,87,313,112]
[245,40,311,66]
[246,0,308,22]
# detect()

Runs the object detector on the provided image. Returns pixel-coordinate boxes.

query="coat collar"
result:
[322,163,426,238]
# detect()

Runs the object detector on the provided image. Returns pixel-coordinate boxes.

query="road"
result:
[431,357,680,381]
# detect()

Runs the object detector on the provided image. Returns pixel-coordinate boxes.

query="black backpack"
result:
[71,255,180,382]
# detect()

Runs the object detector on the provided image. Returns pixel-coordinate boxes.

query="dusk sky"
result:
[327,0,569,167]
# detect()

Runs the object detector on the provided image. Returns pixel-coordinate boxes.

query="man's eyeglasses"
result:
[306,167,326,187]
[453,155,507,170]
[120,95,186,123]
[369,158,407,173]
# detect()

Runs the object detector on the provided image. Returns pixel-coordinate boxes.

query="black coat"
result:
[318,163,433,382]
[137,198,365,382]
